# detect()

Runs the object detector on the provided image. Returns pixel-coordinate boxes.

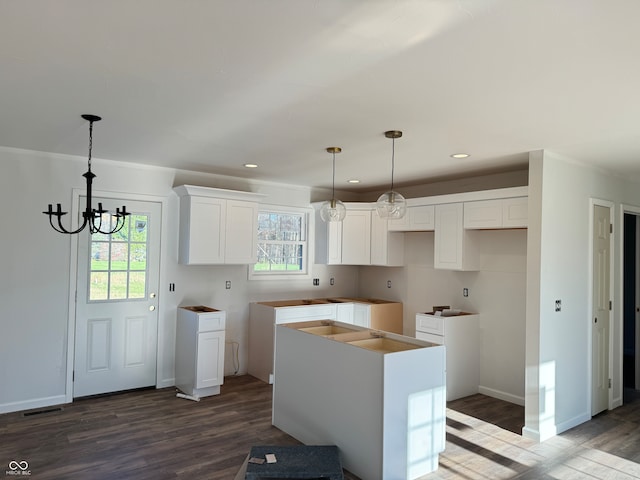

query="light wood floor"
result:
[1,375,639,479]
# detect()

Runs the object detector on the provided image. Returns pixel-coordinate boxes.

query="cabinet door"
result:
[336,303,354,324]
[353,304,370,328]
[434,203,479,270]
[341,209,371,265]
[434,203,463,269]
[370,212,404,266]
[410,205,435,230]
[502,196,528,228]
[463,199,502,229]
[179,196,225,264]
[225,200,258,264]
[196,331,225,389]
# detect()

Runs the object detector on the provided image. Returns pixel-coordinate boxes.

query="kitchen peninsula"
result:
[248,297,402,383]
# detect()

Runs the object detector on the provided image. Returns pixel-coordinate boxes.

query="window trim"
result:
[248,204,314,281]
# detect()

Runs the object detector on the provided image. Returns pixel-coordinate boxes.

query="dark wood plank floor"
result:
[1,376,639,479]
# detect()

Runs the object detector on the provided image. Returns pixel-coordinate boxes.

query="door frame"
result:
[619,204,640,402]
[65,188,168,403]
[588,198,615,415]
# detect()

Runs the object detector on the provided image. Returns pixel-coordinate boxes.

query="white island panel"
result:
[273,321,445,480]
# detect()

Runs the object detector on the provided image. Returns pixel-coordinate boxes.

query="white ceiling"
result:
[2,0,640,192]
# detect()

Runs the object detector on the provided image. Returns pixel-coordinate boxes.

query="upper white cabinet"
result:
[341,207,372,265]
[388,204,435,231]
[174,185,264,265]
[370,212,404,266]
[315,204,404,266]
[434,203,479,271]
[464,197,528,229]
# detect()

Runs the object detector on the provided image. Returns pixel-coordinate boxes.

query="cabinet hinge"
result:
[609,300,612,311]
[72,370,75,382]
[610,223,613,234]
[608,378,612,389]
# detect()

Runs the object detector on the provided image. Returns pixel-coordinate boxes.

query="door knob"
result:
[149,305,156,311]
[150,292,156,298]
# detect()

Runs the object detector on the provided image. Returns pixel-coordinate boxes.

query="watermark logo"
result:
[6,461,31,476]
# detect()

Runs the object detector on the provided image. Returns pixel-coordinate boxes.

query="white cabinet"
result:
[341,207,372,265]
[370,212,404,266]
[353,302,369,327]
[434,203,479,270]
[174,185,263,265]
[415,312,480,401]
[176,306,226,398]
[463,197,528,229]
[315,203,372,265]
[248,301,338,383]
[388,204,435,231]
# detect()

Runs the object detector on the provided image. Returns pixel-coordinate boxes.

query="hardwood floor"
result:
[1,376,639,479]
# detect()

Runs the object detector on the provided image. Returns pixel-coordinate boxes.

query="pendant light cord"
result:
[332,151,336,199]
[390,136,395,192]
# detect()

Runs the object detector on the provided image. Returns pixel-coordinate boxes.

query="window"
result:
[251,207,310,279]
[88,214,149,301]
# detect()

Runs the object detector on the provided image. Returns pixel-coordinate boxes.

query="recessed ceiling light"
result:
[244,163,258,168]
[348,179,360,184]
[450,153,470,159]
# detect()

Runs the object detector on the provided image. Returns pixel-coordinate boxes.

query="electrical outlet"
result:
[225,280,231,290]
[313,278,320,286]
[330,277,335,286]
[463,287,469,297]
[555,299,561,312]
[387,280,392,288]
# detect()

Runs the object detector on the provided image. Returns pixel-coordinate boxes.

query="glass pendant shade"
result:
[376,130,406,219]
[320,198,346,222]
[320,146,345,222]
[376,190,407,219]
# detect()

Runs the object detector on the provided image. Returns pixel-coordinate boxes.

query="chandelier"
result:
[319,147,346,222]
[43,115,130,235]
[376,130,407,219]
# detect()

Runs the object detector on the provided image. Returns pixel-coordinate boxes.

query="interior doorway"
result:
[623,213,640,393]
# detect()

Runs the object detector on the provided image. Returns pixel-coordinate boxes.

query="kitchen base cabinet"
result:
[415,312,480,401]
[273,321,446,480]
[248,301,338,383]
[175,306,226,398]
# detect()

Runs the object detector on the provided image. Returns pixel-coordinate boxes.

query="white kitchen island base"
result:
[273,321,446,480]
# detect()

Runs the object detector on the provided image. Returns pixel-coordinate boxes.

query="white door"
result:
[592,204,610,415]
[74,198,161,397]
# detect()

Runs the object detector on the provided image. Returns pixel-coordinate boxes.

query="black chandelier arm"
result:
[43,204,91,235]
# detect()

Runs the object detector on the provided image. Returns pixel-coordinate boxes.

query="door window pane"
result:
[88,214,149,301]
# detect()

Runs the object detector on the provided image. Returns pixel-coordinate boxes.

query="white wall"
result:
[0,147,358,413]
[524,150,640,441]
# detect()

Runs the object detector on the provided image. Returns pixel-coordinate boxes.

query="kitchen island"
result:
[273,320,445,480]
[248,297,402,383]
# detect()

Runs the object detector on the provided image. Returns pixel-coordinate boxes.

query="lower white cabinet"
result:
[248,301,338,383]
[176,306,226,398]
[415,312,479,401]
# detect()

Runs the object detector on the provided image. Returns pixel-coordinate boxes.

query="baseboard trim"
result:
[478,385,525,406]
[555,411,590,435]
[0,394,68,415]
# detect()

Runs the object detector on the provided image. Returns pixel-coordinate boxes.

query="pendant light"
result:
[319,147,346,222]
[43,115,130,234]
[376,130,407,219]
